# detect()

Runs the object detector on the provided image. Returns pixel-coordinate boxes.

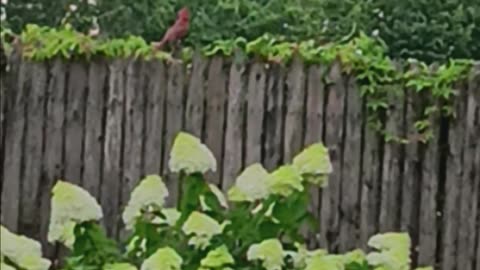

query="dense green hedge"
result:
[2,0,479,62]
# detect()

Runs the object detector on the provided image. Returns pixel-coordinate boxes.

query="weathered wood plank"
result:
[64,61,88,185]
[283,56,305,162]
[121,60,146,214]
[143,61,166,175]
[457,64,480,270]
[303,65,326,248]
[1,60,30,231]
[245,62,266,166]
[222,56,246,191]
[162,62,186,206]
[101,60,126,237]
[417,98,441,266]
[400,88,421,254]
[379,89,405,233]
[83,60,107,198]
[20,61,47,239]
[339,74,363,251]
[39,59,66,256]
[204,57,227,185]
[263,65,285,171]
[320,61,346,251]
[441,82,467,270]
[184,52,206,138]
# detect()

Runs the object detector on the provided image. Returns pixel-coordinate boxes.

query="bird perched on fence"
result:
[152,7,190,51]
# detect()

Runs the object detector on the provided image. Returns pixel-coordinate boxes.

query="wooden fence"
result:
[0,54,479,270]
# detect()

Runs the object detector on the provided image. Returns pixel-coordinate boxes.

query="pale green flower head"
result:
[122,175,169,230]
[141,247,183,270]
[228,163,269,202]
[247,239,284,270]
[1,262,15,270]
[285,243,327,269]
[104,263,138,270]
[200,245,235,268]
[367,232,411,270]
[292,143,332,187]
[0,225,51,270]
[182,211,226,250]
[154,208,181,227]
[169,132,217,174]
[266,165,304,197]
[415,267,433,270]
[305,255,344,270]
[48,180,103,247]
[342,249,366,264]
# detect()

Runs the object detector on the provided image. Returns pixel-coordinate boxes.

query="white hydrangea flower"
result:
[366,232,411,270]
[122,175,169,230]
[0,226,51,270]
[141,247,183,270]
[247,239,284,270]
[200,245,235,268]
[292,143,332,187]
[169,132,216,174]
[182,211,227,250]
[266,165,304,197]
[305,254,343,270]
[48,181,103,247]
[228,163,269,202]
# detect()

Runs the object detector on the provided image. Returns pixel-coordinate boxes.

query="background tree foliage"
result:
[1,0,479,62]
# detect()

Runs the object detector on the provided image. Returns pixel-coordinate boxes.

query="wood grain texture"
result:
[379,89,405,233]
[283,56,305,162]
[320,61,346,251]
[64,61,88,185]
[339,75,363,251]
[184,52,207,138]
[1,60,30,231]
[222,56,245,191]
[20,61,47,239]
[162,62,186,206]
[204,56,227,185]
[245,62,266,166]
[457,64,480,270]
[143,61,166,175]
[101,60,126,237]
[263,65,285,171]
[121,60,146,225]
[418,99,441,266]
[83,60,107,198]
[304,65,326,248]
[39,59,66,256]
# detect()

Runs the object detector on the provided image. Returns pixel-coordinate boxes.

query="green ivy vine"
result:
[0,24,474,143]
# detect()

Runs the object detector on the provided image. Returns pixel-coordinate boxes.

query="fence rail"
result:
[0,55,479,269]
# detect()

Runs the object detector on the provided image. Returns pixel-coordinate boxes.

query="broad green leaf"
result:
[48,181,103,247]
[122,175,169,229]
[266,165,303,197]
[200,245,235,268]
[141,247,183,270]
[247,239,284,270]
[169,132,217,174]
[0,225,51,270]
[228,163,269,202]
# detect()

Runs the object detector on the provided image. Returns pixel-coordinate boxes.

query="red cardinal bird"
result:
[153,7,190,50]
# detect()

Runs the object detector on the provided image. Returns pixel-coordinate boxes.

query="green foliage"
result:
[1,131,434,270]
[2,0,479,62]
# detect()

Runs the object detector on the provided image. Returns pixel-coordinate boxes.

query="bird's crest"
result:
[177,7,189,20]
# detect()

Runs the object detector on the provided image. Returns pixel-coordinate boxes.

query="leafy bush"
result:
[2,0,479,62]
[0,131,434,270]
